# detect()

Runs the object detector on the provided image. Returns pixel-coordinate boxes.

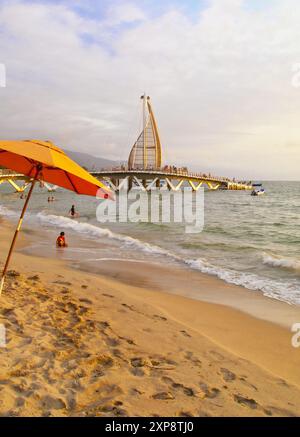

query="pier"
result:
[91,169,252,192]
[0,95,253,193]
[92,95,252,192]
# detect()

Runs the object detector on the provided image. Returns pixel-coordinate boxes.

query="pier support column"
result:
[7,179,24,192]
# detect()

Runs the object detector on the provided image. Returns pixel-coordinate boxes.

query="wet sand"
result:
[1,219,300,417]
[77,258,300,329]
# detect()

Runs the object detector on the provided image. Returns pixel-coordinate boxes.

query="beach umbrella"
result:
[0,139,112,295]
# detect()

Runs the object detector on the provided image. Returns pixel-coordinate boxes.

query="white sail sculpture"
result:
[128,95,162,170]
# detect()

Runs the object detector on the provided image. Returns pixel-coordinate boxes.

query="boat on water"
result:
[251,183,265,196]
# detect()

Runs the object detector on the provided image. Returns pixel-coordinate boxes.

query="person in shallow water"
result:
[69,205,76,217]
[56,232,68,248]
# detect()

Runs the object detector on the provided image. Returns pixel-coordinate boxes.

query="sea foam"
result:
[263,253,300,272]
[36,213,181,260]
[1,206,299,305]
[36,213,300,305]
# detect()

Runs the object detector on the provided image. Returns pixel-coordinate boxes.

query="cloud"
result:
[105,2,145,26]
[0,0,299,179]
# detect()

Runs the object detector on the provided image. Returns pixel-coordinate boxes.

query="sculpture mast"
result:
[128,95,162,170]
[141,93,148,169]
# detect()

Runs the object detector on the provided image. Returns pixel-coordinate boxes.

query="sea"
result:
[0,181,299,305]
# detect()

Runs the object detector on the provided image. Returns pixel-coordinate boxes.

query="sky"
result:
[0,0,299,180]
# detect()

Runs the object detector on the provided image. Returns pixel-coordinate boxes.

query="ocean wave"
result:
[180,241,257,252]
[263,253,300,272]
[185,258,300,304]
[35,213,300,305]
[0,205,18,218]
[36,213,181,261]
[1,206,300,305]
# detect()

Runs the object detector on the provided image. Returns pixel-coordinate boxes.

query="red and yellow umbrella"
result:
[0,139,112,294]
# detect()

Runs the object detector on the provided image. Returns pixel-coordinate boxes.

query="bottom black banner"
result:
[0,417,299,434]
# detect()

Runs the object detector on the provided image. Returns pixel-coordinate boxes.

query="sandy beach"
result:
[0,218,300,417]
[1,0,300,425]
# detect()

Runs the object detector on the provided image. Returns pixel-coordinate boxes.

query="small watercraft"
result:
[251,183,265,196]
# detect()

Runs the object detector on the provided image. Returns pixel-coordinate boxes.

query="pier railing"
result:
[0,168,252,192]
[91,169,251,186]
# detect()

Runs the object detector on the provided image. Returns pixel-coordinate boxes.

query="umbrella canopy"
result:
[0,139,113,295]
[0,139,111,197]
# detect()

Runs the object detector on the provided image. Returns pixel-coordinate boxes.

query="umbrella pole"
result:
[0,178,38,296]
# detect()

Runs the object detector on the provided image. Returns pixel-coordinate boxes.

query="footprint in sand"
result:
[180,330,192,338]
[40,395,66,411]
[35,293,49,302]
[66,393,77,411]
[209,350,225,360]
[153,315,167,322]
[121,303,135,311]
[11,383,34,398]
[262,405,296,417]
[179,411,194,417]
[173,383,195,397]
[15,397,25,408]
[27,275,40,281]
[53,280,72,286]
[77,306,89,316]
[184,351,202,366]
[7,270,21,278]
[131,388,144,396]
[118,336,136,346]
[98,321,110,330]
[97,404,127,416]
[130,357,151,376]
[149,356,177,370]
[199,382,220,399]
[3,410,21,417]
[152,392,175,400]
[82,384,125,416]
[233,394,258,409]
[105,337,121,347]
[1,308,16,318]
[131,357,152,368]
[65,379,84,392]
[239,377,258,391]
[79,298,92,305]
[161,376,196,397]
[220,368,236,382]
[130,367,146,377]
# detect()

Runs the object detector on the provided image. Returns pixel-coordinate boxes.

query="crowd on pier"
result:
[106,164,251,185]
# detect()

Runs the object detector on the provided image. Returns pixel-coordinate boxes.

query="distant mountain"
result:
[65,150,122,171]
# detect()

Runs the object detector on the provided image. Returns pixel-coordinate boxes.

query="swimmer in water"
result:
[69,205,76,217]
[69,205,79,218]
[56,232,68,248]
